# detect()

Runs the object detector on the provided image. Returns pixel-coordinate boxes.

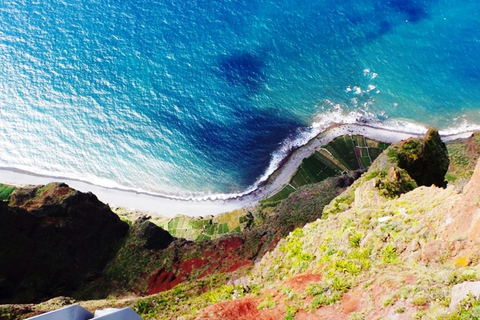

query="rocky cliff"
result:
[0,183,128,303]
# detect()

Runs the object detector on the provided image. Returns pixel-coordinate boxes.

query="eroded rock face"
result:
[0,183,129,303]
[450,282,480,311]
[440,158,480,242]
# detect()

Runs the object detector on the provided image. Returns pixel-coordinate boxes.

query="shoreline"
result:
[0,124,474,217]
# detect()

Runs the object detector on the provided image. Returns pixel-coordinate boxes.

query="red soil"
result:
[282,273,321,292]
[146,267,185,295]
[147,236,254,295]
[180,257,209,274]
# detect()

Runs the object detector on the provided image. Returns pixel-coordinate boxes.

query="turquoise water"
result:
[0,0,479,199]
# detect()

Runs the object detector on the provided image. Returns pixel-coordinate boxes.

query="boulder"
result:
[450,281,480,311]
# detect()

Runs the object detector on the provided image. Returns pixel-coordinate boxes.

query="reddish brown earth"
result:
[192,275,424,320]
[194,295,284,320]
[146,236,257,295]
[146,267,185,295]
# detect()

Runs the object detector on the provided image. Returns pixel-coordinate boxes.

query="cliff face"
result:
[95,172,363,300]
[4,129,480,320]
[0,183,128,303]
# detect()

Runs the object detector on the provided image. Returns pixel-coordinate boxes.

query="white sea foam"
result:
[1,106,479,204]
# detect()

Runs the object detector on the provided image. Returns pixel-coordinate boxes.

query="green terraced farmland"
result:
[290,152,342,187]
[0,184,16,201]
[326,135,360,170]
[263,135,390,204]
[155,135,390,241]
[262,184,296,204]
[156,209,253,241]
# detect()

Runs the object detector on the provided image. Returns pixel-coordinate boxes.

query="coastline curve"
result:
[0,123,475,217]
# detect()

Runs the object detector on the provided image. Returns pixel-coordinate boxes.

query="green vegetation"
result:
[381,243,398,264]
[285,305,298,320]
[0,183,16,201]
[0,306,16,320]
[132,274,253,319]
[262,135,389,205]
[257,294,277,310]
[446,133,480,187]
[440,294,480,320]
[374,167,418,199]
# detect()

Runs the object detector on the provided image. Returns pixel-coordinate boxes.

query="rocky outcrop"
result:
[0,183,129,303]
[323,129,449,215]
[391,127,449,187]
[131,218,175,250]
[438,157,480,243]
[465,132,480,160]
[368,127,449,199]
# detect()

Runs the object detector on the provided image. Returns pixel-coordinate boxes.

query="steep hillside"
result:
[4,129,480,320]
[127,128,480,319]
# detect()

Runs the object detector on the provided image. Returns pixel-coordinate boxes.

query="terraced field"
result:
[265,135,389,203]
[158,135,389,241]
[0,184,16,201]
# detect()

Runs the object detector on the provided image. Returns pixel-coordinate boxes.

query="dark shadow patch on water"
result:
[461,65,480,82]
[356,0,433,41]
[365,20,394,40]
[387,0,428,23]
[217,51,266,95]
[377,20,394,36]
[186,107,305,188]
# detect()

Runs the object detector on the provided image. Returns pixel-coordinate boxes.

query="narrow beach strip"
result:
[0,124,474,217]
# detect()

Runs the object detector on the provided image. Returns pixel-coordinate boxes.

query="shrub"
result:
[285,305,297,320]
[257,294,276,310]
[381,243,397,263]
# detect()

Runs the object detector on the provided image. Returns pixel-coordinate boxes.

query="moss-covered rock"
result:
[392,127,449,187]
[368,128,448,197]
[323,128,449,216]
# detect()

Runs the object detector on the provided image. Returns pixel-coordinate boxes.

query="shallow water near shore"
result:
[0,0,479,200]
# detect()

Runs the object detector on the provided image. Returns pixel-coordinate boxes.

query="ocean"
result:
[0,0,479,200]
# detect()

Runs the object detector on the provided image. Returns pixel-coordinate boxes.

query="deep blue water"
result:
[0,0,479,198]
